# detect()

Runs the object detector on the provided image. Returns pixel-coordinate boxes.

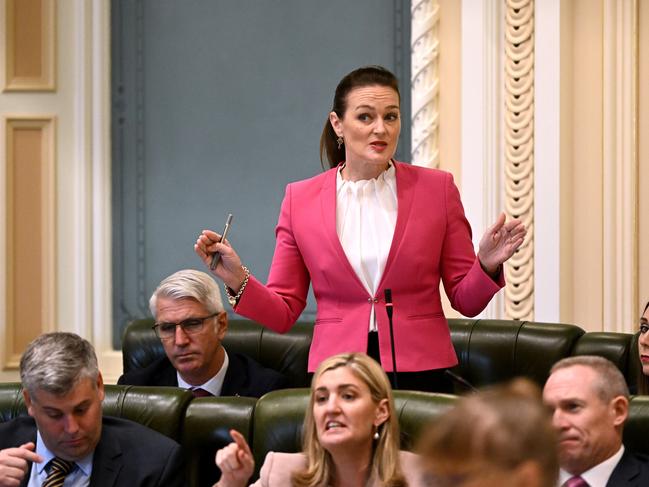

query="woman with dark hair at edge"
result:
[637,301,649,394]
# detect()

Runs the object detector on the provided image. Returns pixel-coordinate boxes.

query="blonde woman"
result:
[214,353,425,487]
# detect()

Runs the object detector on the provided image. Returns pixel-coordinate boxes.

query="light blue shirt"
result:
[27,430,93,487]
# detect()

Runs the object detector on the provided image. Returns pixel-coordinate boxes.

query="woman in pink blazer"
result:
[214,353,427,487]
[196,66,525,392]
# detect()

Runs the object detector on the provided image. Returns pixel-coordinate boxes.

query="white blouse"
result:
[336,164,398,332]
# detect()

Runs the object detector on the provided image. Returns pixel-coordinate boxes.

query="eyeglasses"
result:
[152,313,219,340]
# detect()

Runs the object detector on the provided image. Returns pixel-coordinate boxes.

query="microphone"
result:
[384,289,398,389]
[444,369,477,393]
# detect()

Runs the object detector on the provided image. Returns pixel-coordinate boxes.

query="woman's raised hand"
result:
[195,230,248,292]
[477,212,527,276]
[213,430,254,487]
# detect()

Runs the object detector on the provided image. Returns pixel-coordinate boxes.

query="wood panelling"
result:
[4,117,56,369]
[4,0,56,91]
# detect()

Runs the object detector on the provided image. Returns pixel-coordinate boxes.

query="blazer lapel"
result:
[89,426,122,487]
[379,161,416,288]
[320,167,368,292]
[221,353,245,396]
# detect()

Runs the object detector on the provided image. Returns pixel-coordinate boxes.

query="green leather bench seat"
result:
[122,317,640,391]
[3,383,649,486]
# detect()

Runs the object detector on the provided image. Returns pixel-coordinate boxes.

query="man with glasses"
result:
[118,269,286,397]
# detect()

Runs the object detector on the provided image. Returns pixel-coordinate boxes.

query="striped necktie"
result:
[42,457,75,487]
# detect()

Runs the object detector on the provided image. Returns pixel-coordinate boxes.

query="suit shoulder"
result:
[608,449,649,485]
[394,161,451,182]
[226,352,288,396]
[118,356,177,386]
[102,416,180,449]
[0,416,36,448]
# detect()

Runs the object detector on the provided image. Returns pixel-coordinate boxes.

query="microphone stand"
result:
[384,289,398,390]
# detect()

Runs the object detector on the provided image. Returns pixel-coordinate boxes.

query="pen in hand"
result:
[210,213,233,270]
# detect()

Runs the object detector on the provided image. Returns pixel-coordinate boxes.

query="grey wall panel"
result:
[111,0,411,347]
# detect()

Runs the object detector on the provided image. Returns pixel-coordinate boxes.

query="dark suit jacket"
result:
[607,449,649,486]
[0,415,185,487]
[117,351,287,397]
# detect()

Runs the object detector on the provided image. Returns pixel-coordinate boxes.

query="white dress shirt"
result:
[336,163,397,332]
[28,430,92,486]
[558,445,624,487]
[177,349,229,396]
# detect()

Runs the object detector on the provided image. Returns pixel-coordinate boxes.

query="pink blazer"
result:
[250,451,427,487]
[236,162,504,372]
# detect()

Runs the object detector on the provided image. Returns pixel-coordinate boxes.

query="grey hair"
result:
[149,269,224,318]
[550,355,629,402]
[20,332,99,396]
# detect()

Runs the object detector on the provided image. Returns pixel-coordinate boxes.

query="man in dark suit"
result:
[0,332,184,487]
[118,269,286,397]
[543,355,649,487]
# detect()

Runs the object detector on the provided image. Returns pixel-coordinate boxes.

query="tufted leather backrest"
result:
[182,396,256,487]
[122,318,313,387]
[123,317,644,393]
[102,384,192,440]
[0,383,192,441]
[447,319,585,390]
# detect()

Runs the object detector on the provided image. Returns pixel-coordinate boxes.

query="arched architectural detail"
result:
[503,0,535,320]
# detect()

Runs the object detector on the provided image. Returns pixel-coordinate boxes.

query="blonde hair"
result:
[292,353,405,487]
[418,379,558,487]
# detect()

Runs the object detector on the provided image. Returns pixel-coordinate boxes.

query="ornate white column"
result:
[411,0,440,168]
[504,0,535,320]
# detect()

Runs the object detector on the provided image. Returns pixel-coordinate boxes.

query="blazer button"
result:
[367,298,372,303]
[373,297,379,303]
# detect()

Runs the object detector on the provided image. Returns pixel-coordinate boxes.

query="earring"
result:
[336,136,344,149]
[373,430,380,440]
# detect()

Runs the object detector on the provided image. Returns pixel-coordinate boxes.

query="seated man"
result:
[118,269,287,397]
[543,355,649,487]
[0,332,184,487]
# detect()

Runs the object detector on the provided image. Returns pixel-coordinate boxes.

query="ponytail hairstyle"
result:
[319,65,400,170]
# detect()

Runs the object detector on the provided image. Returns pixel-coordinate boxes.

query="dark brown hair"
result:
[319,66,400,169]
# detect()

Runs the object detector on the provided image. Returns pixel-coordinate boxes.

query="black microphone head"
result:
[384,288,392,303]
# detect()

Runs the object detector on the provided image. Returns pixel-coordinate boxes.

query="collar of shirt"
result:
[35,430,94,477]
[177,348,229,396]
[558,445,624,487]
[336,160,396,191]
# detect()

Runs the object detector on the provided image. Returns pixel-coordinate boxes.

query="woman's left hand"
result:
[477,212,526,276]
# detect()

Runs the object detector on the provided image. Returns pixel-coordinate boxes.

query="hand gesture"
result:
[195,230,247,292]
[0,442,43,487]
[214,430,254,487]
[477,212,526,275]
